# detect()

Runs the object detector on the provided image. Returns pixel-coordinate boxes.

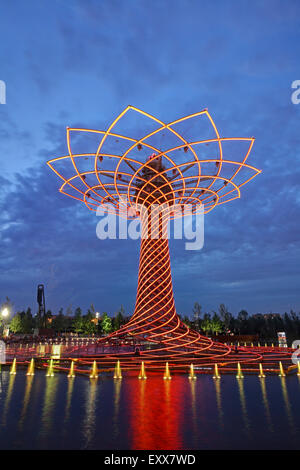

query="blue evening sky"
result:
[0,0,300,317]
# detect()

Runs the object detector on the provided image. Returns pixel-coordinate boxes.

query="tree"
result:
[89,304,96,315]
[101,313,112,334]
[211,312,223,335]
[10,313,23,333]
[290,309,298,322]
[35,308,43,329]
[192,302,202,331]
[66,305,73,317]
[82,312,97,335]
[218,304,232,332]
[73,315,84,334]
[201,313,212,335]
[74,307,82,317]
[52,312,67,333]
[237,310,249,334]
[23,308,34,333]
[113,305,125,331]
[237,310,248,322]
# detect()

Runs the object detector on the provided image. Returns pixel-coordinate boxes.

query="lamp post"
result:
[2,307,9,318]
[1,307,10,337]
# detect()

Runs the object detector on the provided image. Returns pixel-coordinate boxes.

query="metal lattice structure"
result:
[47,106,267,368]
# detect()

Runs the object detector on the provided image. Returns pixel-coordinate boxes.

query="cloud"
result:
[1,0,300,316]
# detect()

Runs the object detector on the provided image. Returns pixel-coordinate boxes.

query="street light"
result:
[1,307,10,338]
[1,307,9,318]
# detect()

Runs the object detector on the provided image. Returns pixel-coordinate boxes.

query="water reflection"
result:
[40,376,59,441]
[135,379,147,449]
[1,372,300,450]
[164,380,172,441]
[259,378,273,433]
[279,377,295,436]
[2,373,16,427]
[63,378,74,427]
[128,377,183,450]
[18,375,34,431]
[82,379,98,449]
[112,379,122,440]
[214,379,224,429]
[236,378,251,435]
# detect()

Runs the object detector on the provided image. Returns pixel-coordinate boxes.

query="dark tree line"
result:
[7,305,130,336]
[4,300,300,343]
[179,303,300,343]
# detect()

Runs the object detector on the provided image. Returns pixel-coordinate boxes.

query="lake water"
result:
[0,370,299,450]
